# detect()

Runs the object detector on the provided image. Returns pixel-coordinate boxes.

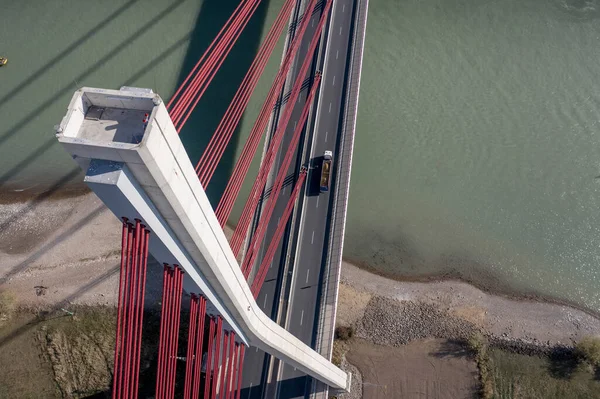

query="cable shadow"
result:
[0,203,106,286]
[262,173,296,200]
[175,0,272,208]
[0,1,139,112]
[0,26,193,189]
[0,0,186,150]
[0,262,118,349]
[0,167,80,235]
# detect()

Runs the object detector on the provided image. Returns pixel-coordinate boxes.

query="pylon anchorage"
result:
[55,86,349,391]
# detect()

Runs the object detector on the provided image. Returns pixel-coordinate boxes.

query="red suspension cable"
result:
[167,0,249,110]
[191,296,207,399]
[216,0,331,239]
[240,73,321,276]
[211,317,224,399]
[155,264,170,397]
[226,333,237,399]
[204,317,216,399]
[214,0,322,229]
[219,331,230,399]
[170,0,258,124]
[171,0,265,132]
[251,170,306,295]
[155,265,184,399]
[235,346,246,399]
[112,217,129,398]
[195,0,297,187]
[112,220,150,399]
[183,295,198,399]
[132,226,150,399]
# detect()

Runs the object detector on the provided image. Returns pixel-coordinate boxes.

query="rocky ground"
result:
[340,262,600,349]
[336,263,600,398]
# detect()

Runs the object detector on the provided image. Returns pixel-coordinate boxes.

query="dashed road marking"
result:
[332,75,336,86]
[311,230,315,244]
[306,269,310,283]
[300,309,304,325]
[329,102,332,113]
[325,130,328,142]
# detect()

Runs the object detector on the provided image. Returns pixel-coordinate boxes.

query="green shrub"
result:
[467,331,487,353]
[576,336,600,366]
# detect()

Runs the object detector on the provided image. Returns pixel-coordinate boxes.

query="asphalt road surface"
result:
[275,0,356,398]
[240,2,333,398]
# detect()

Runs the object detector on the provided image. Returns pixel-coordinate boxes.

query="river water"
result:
[1,0,600,312]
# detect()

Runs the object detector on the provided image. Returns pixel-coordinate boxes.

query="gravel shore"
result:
[339,261,600,349]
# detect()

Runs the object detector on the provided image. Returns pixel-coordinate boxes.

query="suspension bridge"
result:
[55,0,368,397]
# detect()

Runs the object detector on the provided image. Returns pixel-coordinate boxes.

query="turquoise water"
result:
[345,0,600,311]
[2,0,600,311]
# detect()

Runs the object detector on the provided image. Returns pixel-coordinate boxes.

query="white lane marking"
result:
[312,19,315,27]
[294,120,297,129]
[263,293,268,308]
[255,347,258,352]
[300,310,304,325]
[325,131,328,142]
[336,50,339,59]
[278,217,281,224]
[311,230,315,244]
[306,269,310,283]
[270,261,273,269]
[343,4,345,12]
[339,26,342,35]
[316,196,320,208]
[328,102,332,113]
[332,75,336,86]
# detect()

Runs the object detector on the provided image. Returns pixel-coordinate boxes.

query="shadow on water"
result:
[174,0,272,208]
[0,0,188,189]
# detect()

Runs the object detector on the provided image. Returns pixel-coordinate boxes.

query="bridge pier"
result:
[55,86,348,391]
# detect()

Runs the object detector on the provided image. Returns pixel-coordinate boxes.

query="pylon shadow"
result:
[176,0,272,208]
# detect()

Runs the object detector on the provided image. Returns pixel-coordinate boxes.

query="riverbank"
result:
[339,261,600,348]
[336,262,600,398]
[2,191,600,397]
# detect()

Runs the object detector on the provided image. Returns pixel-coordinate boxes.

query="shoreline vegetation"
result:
[1,191,600,397]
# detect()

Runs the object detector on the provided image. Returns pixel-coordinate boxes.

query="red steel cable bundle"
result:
[169,0,265,132]
[203,317,216,399]
[183,295,207,399]
[251,169,307,295]
[196,0,298,188]
[112,218,150,399]
[240,73,321,277]
[210,317,224,399]
[155,265,184,399]
[221,0,332,256]
[214,0,324,230]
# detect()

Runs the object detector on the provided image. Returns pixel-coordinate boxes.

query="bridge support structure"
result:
[55,86,349,391]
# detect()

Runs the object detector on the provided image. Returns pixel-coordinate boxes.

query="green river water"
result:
[1,0,600,312]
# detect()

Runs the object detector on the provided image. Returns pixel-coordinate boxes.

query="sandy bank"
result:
[338,261,600,347]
